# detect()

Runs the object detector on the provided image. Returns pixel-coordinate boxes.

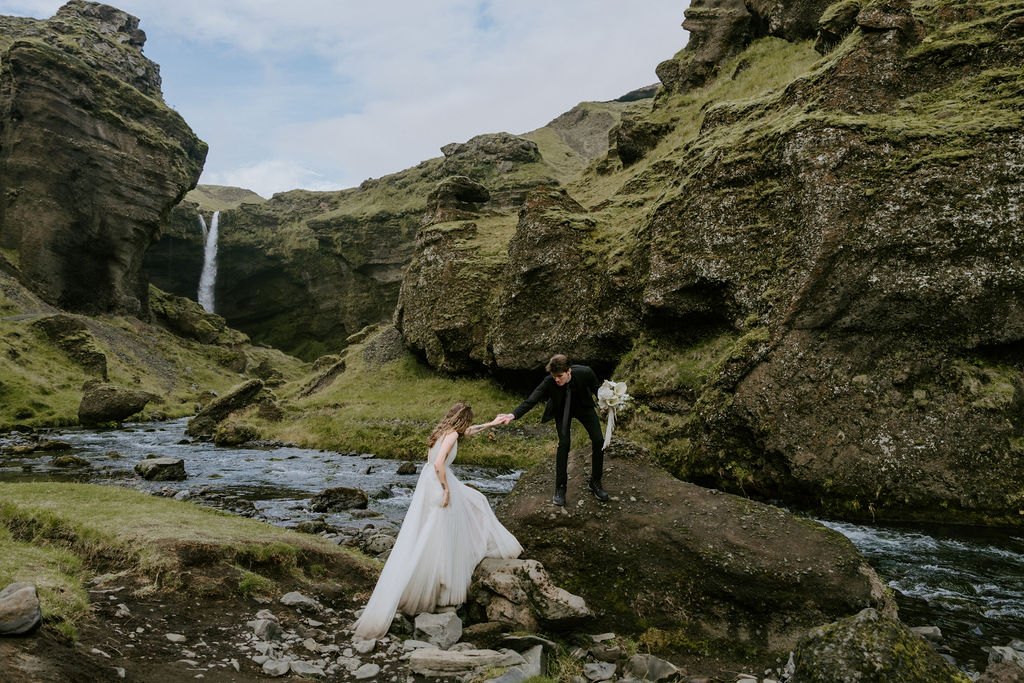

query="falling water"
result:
[198,210,220,313]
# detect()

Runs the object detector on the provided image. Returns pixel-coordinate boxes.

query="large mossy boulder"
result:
[496,444,893,653]
[791,608,971,683]
[78,383,155,426]
[185,379,268,439]
[148,285,249,347]
[0,1,206,316]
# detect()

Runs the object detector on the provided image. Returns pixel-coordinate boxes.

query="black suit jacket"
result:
[512,364,601,423]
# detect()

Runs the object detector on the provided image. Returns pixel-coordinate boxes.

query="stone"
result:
[396,461,417,475]
[978,660,1024,683]
[991,645,1024,668]
[485,644,544,683]
[165,633,186,643]
[792,608,968,682]
[624,653,681,681]
[468,557,591,632]
[289,660,324,676]
[52,455,90,468]
[415,611,463,649]
[363,533,395,554]
[354,638,376,654]
[583,660,617,681]
[262,659,290,677]
[78,384,155,426]
[409,647,526,678]
[353,662,380,679]
[309,486,368,512]
[249,619,282,641]
[910,625,942,641]
[0,583,42,635]
[280,592,320,610]
[134,457,186,481]
[402,639,436,651]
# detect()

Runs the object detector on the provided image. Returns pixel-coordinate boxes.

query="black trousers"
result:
[554,408,604,490]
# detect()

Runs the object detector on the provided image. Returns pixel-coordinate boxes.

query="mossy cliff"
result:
[396,0,1024,526]
[145,99,648,361]
[0,1,207,317]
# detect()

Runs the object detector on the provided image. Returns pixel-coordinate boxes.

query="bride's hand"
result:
[441,488,450,508]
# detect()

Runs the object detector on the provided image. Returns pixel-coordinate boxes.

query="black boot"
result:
[588,479,609,502]
[552,487,566,506]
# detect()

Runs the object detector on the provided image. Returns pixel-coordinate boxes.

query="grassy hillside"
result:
[185,184,266,211]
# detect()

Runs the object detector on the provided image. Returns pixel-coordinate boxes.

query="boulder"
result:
[468,558,591,632]
[0,582,42,635]
[979,661,1024,683]
[790,608,970,682]
[624,653,683,681]
[414,611,462,649]
[213,421,260,447]
[78,384,155,426]
[134,457,186,481]
[148,286,248,347]
[309,486,368,512]
[485,643,543,683]
[496,448,893,652]
[396,461,417,475]
[0,3,206,316]
[408,647,525,678]
[185,379,266,438]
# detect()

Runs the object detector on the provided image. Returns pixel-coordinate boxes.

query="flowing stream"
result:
[2,420,1020,671]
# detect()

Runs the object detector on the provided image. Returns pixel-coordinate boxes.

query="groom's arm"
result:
[510,377,552,420]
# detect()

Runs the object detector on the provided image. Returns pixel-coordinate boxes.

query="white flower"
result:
[598,380,631,411]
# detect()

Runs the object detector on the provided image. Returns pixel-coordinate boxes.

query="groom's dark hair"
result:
[546,354,570,374]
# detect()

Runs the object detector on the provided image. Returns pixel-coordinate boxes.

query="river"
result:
[2,418,1021,673]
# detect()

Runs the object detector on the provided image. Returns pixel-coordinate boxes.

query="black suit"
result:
[512,364,604,490]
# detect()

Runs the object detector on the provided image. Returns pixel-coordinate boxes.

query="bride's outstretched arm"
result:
[465,416,505,436]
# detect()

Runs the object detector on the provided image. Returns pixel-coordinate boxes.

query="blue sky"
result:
[1,1,690,197]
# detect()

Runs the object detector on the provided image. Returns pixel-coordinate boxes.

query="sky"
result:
[0,1,690,197]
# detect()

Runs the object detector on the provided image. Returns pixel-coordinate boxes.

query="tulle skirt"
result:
[352,456,522,639]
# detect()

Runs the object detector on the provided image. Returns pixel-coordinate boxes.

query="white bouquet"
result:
[597,380,631,449]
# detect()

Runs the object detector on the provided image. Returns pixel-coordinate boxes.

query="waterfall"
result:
[198,211,219,313]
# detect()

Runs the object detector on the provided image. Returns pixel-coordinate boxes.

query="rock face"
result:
[496,446,892,652]
[395,1,1024,526]
[134,457,186,481]
[0,1,207,316]
[791,608,971,682]
[0,582,42,635]
[146,95,644,360]
[31,314,107,378]
[78,383,154,425]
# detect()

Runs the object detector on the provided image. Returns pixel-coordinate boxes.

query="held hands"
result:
[495,413,515,425]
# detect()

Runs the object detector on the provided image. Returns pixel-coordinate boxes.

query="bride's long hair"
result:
[428,402,474,446]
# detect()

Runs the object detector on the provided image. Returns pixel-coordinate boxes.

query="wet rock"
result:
[409,647,525,678]
[415,611,463,649]
[213,421,260,447]
[309,486,368,512]
[396,461,417,475]
[78,384,155,426]
[469,558,591,632]
[0,582,42,635]
[791,608,967,682]
[134,457,186,481]
[51,454,90,468]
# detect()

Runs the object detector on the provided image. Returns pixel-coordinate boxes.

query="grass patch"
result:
[254,332,556,467]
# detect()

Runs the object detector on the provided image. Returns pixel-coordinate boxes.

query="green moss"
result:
[236,568,276,598]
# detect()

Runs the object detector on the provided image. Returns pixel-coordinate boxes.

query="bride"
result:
[351,402,522,639]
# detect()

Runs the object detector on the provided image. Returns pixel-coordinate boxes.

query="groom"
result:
[498,354,608,506]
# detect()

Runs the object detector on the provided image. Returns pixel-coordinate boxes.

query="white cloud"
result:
[203,159,338,199]
[0,1,691,194]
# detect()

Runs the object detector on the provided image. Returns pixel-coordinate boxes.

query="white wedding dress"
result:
[351,437,522,639]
